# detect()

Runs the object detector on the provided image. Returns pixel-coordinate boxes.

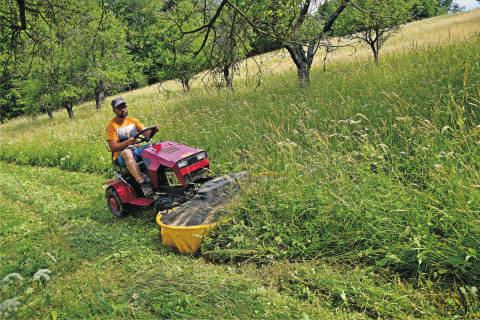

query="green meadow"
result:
[1,10,480,319]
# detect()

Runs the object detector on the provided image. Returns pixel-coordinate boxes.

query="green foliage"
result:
[105,0,165,84]
[1,0,139,119]
[334,0,412,62]
[149,1,209,89]
[411,0,448,18]
[0,68,24,122]
[85,8,133,97]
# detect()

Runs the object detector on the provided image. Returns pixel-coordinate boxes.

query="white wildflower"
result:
[46,252,57,263]
[277,140,297,147]
[0,297,21,316]
[33,269,52,282]
[378,143,389,153]
[355,113,369,121]
[441,126,452,133]
[338,118,361,125]
[2,273,24,283]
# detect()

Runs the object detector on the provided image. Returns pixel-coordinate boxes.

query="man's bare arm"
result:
[108,137,136,153]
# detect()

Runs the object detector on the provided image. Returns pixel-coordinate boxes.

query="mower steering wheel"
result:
[134,126,158,143]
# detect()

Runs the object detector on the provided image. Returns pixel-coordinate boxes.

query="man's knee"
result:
[121,149,134,161]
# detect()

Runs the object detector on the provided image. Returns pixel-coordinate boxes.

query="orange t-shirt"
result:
[106,117,144,160]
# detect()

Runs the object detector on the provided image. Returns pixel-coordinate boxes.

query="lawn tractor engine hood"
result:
[141,141,209,187]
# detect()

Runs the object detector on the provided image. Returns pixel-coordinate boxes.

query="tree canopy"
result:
[0,0,456,121]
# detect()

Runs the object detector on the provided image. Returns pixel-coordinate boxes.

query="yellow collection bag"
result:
[156,212,216,254]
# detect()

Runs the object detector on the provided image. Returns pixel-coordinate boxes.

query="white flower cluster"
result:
[1,273,24,283]
[0,298,20,318]
[33,269,52,283]
[0,269,53,318]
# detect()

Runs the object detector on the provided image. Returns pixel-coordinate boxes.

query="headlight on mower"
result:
[177,159,188,168]
[196,152,206,161]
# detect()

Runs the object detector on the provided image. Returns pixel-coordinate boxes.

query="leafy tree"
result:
[0,65,24,122]
[105,0,164,85]
[410,0,451,18]
[13,0,136,118]
[185,0,351,87]
[334,0,411,64]
[206,3,253,89]
[148,1,208,91]
[85,7,132,110]
[0,40,23,122]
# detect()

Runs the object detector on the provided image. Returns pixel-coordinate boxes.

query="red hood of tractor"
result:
[141,141,204,168]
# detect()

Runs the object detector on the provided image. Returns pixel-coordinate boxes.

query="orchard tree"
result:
[150,1,208,91]
[21,1,99,118]
[335,0,411,64]
[0,37,24,122]
[410,0,451,18]
[184,0,351,87]
[205,4,253,89]
[85,7,132,110]
[105,0,165,85]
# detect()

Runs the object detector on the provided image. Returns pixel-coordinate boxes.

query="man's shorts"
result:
[117,145,150,167]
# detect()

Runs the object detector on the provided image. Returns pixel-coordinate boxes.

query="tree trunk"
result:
[181,79,190,92]
[369,41,379,64]
[285,43,314,87]
[366,28,380,64]
[282,0,349,86]
[64,102,74,119]
[95,80,105,111]
[223,65,233,89]
[46,108,53,119]
[297,65,310,87]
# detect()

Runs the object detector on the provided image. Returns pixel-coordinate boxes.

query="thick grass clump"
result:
[1,36,479,289]
[197,40,480,286]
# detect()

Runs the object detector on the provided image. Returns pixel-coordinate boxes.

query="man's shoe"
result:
[140,181,153,197]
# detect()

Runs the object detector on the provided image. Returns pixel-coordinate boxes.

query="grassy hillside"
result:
[1,10,480,319]
[0,162,335,319]
[0,162,473,319]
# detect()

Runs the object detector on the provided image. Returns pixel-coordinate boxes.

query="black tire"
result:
[106,187,127,218]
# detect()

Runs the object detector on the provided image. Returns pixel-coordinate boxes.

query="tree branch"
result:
[15,0,27,30]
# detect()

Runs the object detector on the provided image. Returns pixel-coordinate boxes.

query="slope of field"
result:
[1,10,480,319]
[0,161,474,319]
[0,162,333,319]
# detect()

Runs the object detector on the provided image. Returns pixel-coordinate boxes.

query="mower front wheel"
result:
[106,187,127,218]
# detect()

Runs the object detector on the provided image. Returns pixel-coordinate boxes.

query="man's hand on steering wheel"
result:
[133,126,158,143]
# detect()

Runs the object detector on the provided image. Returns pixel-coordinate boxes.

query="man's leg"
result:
[120,149,153,197]
[120,149,144,183]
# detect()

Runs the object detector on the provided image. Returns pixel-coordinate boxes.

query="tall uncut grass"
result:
[1,30,479,291]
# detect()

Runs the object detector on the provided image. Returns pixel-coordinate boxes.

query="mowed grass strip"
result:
[1,162,347,319]
[1,162,465,319]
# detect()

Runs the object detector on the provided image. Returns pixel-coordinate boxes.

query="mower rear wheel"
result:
[106,188,127,218]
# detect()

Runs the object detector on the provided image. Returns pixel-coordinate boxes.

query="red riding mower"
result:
[104,127,242,219]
